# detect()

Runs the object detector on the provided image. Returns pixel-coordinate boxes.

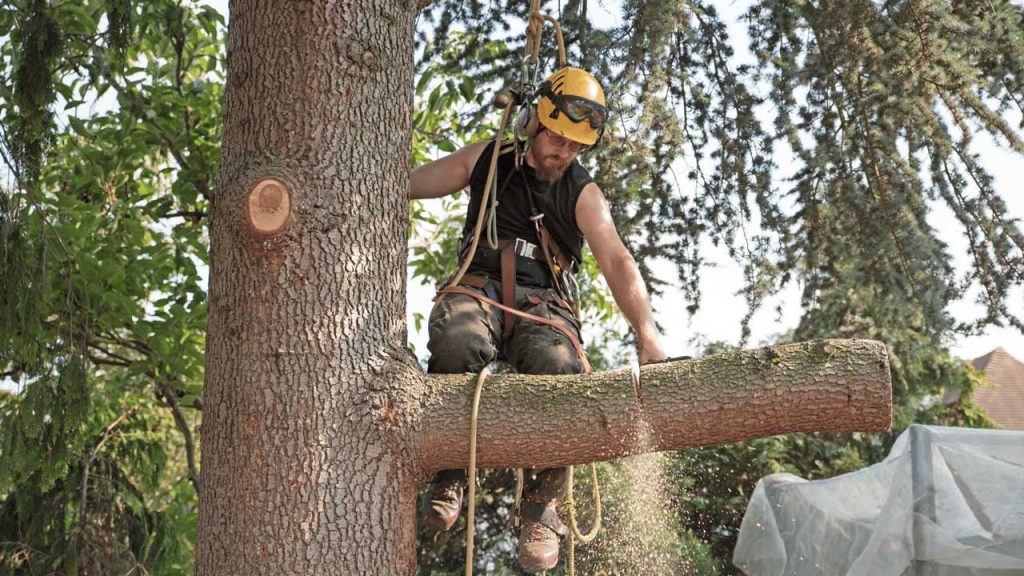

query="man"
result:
[410,66,666,572]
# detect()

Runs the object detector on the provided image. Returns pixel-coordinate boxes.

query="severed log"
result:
[414,339,892,471]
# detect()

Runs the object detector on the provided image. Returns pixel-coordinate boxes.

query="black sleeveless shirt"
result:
[461,141,592,284]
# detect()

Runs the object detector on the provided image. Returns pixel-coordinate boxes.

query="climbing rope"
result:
[464,365,490,576]
[464,365,602,576]
[525,0,567,68]
[445,101,514,292]
[458,3,599,575]
[566,462,602,574]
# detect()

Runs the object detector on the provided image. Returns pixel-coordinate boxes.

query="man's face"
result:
[529,129,582,183]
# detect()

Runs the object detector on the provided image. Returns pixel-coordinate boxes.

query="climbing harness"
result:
[450,3,602,575]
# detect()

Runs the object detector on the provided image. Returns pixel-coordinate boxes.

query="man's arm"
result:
[409,142,488,200]
[576,182,667,365]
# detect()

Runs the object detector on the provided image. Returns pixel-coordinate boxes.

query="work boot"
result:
[517,500,565,572]
[422,470,465,531]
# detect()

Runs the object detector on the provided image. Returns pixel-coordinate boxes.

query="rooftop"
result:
[972,347,1024,430]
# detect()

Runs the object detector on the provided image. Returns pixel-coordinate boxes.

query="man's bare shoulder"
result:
[455,141,490,167]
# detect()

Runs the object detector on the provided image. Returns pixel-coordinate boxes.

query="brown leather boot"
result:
[517,500,565,572]
[422,471,464,531]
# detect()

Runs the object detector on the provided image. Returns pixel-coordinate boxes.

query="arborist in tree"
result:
[410,66,667,572]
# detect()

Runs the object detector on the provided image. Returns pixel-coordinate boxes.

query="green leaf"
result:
[55,1,98,35]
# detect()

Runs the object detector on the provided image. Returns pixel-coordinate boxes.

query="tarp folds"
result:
[733,425,1024,576]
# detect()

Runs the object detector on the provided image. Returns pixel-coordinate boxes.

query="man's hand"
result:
[638,335,668,366]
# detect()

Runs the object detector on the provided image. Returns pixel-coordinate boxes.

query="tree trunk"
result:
[197,1,423,574]
[196,1,892,574]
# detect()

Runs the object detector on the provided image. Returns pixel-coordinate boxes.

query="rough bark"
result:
[197,1,423,574]
[415,339,892,471]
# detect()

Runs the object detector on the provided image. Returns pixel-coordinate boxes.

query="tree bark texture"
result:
[197,1,424,574]
[415,339,892,471]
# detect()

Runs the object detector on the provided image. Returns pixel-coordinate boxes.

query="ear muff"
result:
[515,103,540,140]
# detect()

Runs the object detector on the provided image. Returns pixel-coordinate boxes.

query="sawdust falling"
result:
[594,452,684,574]
[571,420,714,575]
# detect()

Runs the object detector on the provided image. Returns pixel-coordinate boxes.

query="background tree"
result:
[1,0,220,572]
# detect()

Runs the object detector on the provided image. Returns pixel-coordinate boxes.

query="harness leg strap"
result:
[501,243,517,340]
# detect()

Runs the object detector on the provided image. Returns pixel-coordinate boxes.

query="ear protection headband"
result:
[515,100,541,140]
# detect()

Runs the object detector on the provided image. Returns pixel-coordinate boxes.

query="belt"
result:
[468,244,552,288]
[468,238,545,261]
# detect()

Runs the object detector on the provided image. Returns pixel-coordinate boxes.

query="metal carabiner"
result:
[564,269,581,309]
[521,56,541,89]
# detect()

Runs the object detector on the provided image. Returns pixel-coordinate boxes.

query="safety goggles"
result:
[540,83,608,129]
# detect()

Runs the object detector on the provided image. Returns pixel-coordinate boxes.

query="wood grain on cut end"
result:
[245,177,292,236]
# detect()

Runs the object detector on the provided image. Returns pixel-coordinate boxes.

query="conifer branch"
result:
[77,405,141,544]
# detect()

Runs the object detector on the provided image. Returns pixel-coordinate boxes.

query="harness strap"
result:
[440,284,593,373]
[537,226,573,275]
[500,243,517,340]
[518,168,579,309]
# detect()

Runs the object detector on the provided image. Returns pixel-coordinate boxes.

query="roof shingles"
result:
[972,347,1024,431]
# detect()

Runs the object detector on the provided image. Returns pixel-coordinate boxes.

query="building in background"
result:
[971,347,1024,430]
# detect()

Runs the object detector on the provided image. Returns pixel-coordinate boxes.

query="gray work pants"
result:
[427,278,584,503]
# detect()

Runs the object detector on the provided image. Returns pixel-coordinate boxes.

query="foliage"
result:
[1,0,221,572]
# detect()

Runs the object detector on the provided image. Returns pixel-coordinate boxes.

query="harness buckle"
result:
[514,238,539,259]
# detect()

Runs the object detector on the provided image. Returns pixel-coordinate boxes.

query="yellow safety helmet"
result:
[536,67,608,146]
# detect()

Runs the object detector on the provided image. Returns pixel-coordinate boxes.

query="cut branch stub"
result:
[245,177,292,236]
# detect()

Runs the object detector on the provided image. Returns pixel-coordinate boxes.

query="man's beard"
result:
[534,155,571,183]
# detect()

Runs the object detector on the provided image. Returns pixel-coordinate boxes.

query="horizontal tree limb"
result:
[414,339,892,471]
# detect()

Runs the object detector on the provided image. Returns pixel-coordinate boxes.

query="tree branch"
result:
[415,339,891,472]
[164,210,207,221]
[153,376,201,496]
